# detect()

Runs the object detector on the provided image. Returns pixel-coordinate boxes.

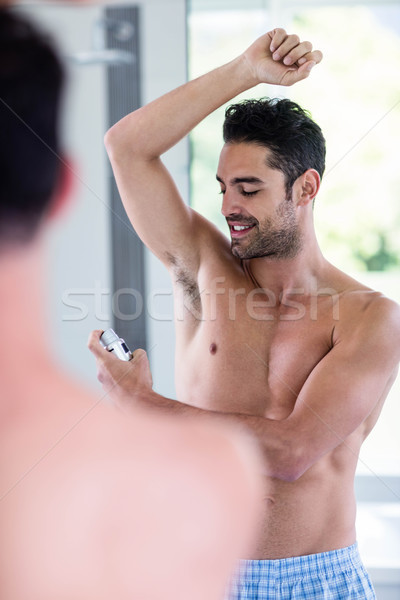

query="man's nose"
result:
[220,190,241,218]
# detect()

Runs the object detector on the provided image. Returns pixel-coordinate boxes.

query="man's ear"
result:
[295,169,320,207]
[46,157,77,222]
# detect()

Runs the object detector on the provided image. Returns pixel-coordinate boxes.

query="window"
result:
[188,0,400,589]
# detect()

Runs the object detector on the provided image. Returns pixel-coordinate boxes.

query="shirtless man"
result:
[91,28,400,599]
[0,9,262,600]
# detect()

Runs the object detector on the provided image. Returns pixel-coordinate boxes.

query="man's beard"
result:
[230,195,303,260]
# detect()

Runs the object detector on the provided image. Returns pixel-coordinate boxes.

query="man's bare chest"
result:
[175,276,337,418]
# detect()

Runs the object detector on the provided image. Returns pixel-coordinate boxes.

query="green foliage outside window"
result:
[189,6,400,273]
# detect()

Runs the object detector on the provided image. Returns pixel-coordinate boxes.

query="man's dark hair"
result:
[0,9,65,244]
[223,97,326,195]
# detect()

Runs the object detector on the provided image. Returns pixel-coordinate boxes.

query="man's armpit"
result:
[166,252,202,318]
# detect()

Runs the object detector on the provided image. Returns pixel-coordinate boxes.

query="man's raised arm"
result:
[104,29,322,270]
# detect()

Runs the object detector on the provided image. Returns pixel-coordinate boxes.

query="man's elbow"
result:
[104,111,145,158]
[104,124,128,160]
[273,462,305,483]
[104,120,155,163]
[104,126,115,155]
[268,443,309,483]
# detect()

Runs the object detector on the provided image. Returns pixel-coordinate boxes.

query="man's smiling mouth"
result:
[228,222,256,237]
[232,225,252,231]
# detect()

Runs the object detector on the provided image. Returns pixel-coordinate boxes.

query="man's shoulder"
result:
[325,266,400,347]
[355,292,400,343]
[339,274,399,319]
[335,288,400,357]
[326,266,398,315]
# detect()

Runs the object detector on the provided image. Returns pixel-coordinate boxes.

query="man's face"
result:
[216,142,303,260]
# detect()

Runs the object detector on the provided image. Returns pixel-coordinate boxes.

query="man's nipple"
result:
[209,343,217,355]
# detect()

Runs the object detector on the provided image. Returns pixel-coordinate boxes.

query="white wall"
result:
[17,1,188,397]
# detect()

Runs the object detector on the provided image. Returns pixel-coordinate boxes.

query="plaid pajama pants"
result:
[226,543,376,599]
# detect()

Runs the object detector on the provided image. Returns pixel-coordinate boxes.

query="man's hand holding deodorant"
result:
[88,329,156,411]
[99,328,133,361]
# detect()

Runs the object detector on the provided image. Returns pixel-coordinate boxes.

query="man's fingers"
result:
[268,28,287,53]
[87,330,106,358]
[88,329,147,365]
[132,348,147,363]
[87,329,122,363]
[267,28,323,67]
[285,60,317,85]
[271,33,301,61]
[88,330,152,392]
[281,49,322,86]
[298,49,323,66]
[282,41,313,66]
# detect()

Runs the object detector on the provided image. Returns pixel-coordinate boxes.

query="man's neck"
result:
[0,240,58,390]
[244,235,327,300]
